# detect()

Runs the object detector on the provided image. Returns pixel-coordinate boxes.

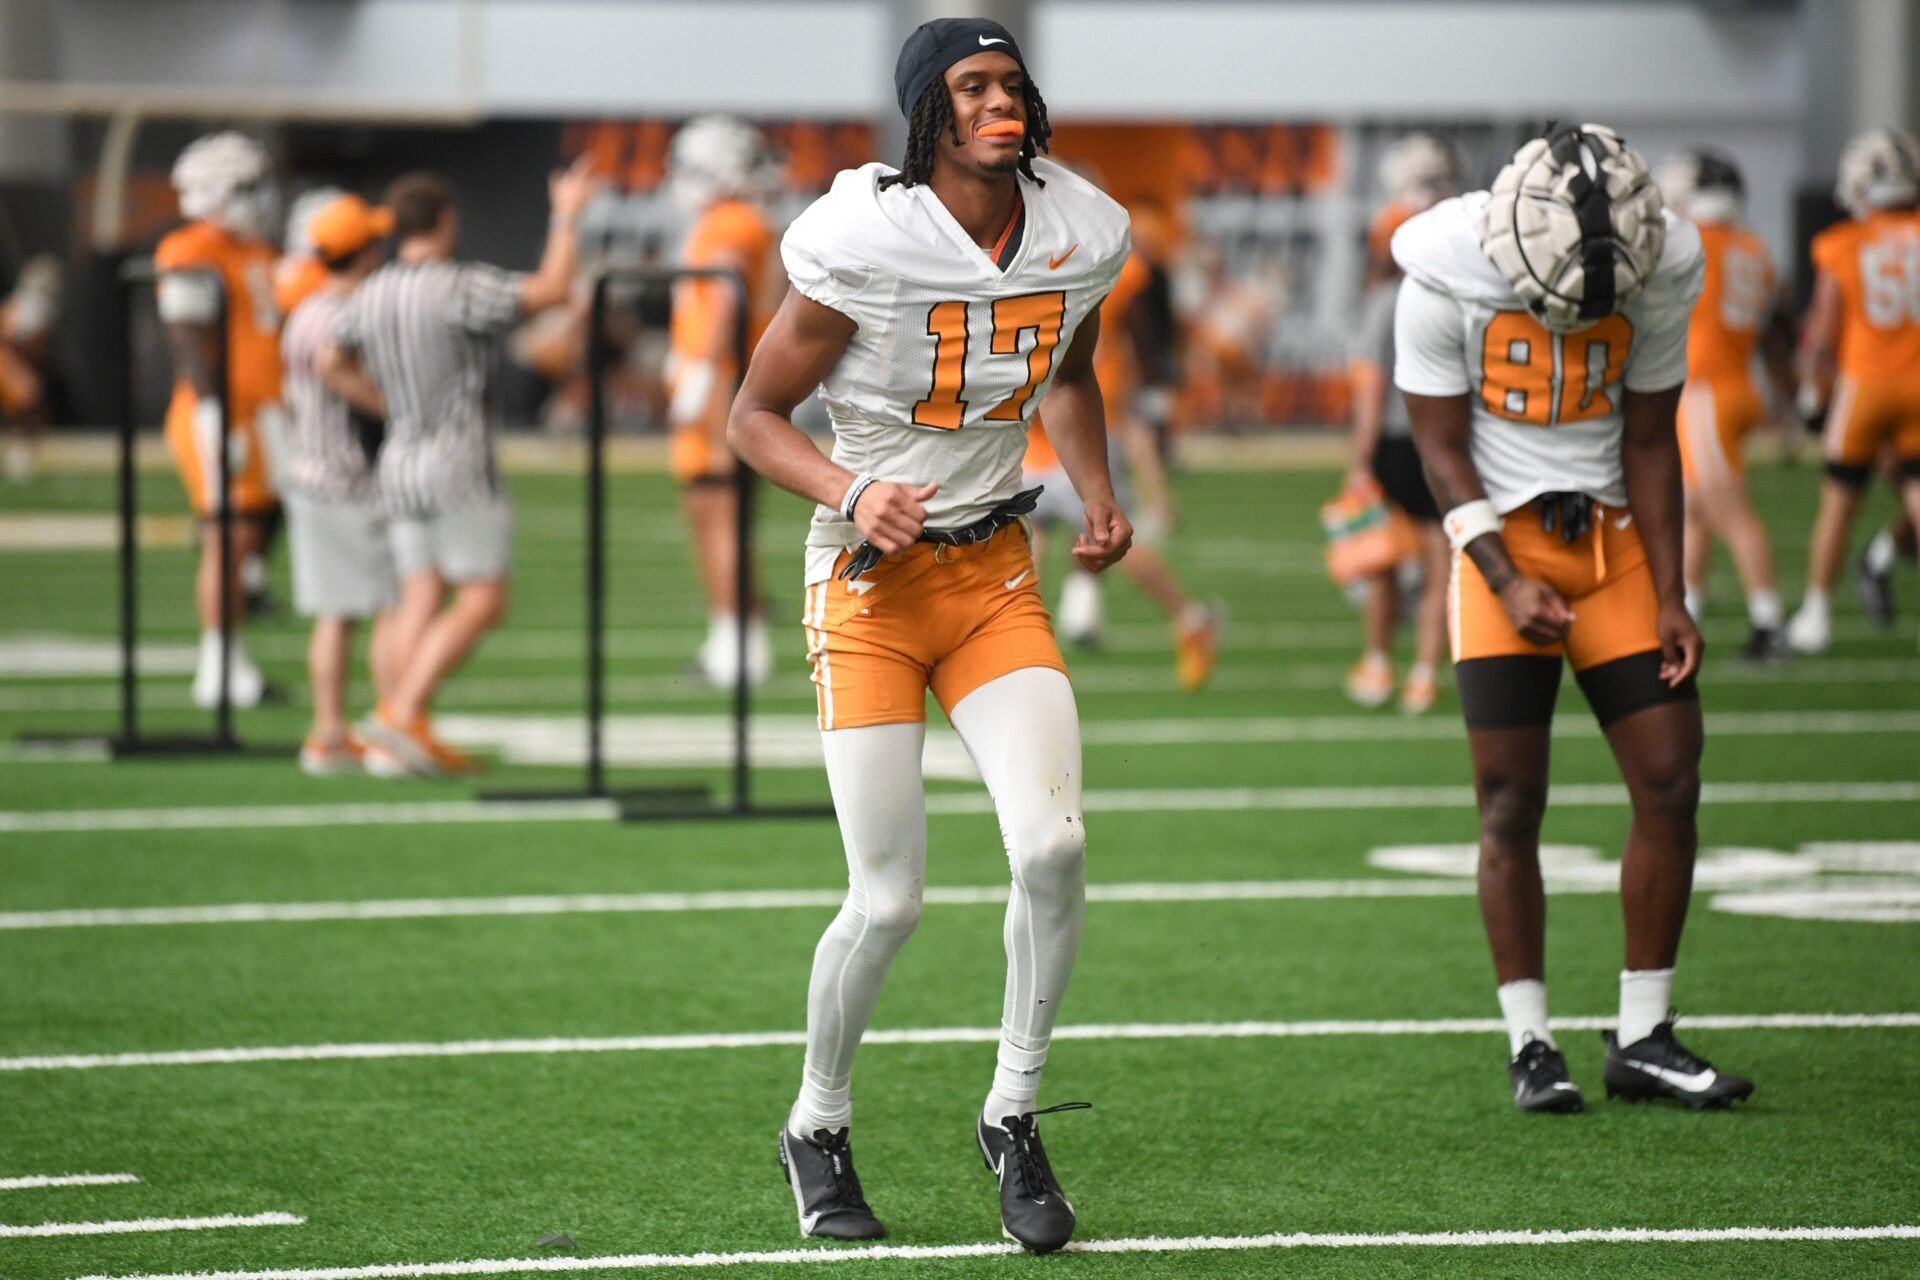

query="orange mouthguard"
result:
[977,120,1025,139]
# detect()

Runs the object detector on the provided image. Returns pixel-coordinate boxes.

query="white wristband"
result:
[840,473,877,521]
[1443,499,1501,552]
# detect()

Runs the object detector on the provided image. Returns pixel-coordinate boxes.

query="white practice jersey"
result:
[783,158,1130,583]
[1391,191,1703,513]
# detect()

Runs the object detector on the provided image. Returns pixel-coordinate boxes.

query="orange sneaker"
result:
[1175,604,1221,693]
[361,705,478,779]
[300,734,366,777]
[1344,654,1394,709]
[1400,668,1438,716]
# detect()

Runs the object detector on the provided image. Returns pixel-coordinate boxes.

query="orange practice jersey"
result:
[154,221,284,422]
[1686,222,1774,384]
[1025,251,1152,474]
[670,199,777,364]
[1811,209,1920,381]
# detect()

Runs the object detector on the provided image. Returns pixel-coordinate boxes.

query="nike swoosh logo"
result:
[847,578,876,595]
[800,1211,821,1232]
[1005,570,1031,590]
[1622,1058,1716,1091]
[978,35,1008,46]
[1049,244,1079,270]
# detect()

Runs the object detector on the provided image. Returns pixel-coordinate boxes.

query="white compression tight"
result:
[791,666,1087,1135]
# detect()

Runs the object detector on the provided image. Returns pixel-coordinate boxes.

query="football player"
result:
[1346,133,1460,714]
[1656,149,1793,661]
[728,19,1130,1251]
[665,117,784,687]
[0,255,60,486]
[1395,124,1754,1113]
[1787,127,1920,653]
[1025,243,1220,692]
[157,132,285,708]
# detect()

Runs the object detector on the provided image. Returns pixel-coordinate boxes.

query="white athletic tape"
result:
[3,1013,1914,1074]
[0,1211,302,1238]
[61,1223,1920,1278]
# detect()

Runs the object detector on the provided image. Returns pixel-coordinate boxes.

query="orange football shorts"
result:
[1677,375,1765,490]
[801,524,1067,731]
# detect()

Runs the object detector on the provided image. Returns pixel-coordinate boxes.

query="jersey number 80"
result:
[1479,311,1632,427]
[913,291,1068,429]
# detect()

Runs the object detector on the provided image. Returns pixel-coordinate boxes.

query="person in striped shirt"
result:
[324,161,596,777]
[280,195,399,775]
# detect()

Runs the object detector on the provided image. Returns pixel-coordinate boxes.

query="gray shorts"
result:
[286,491,398,620]
[390,496,514,584]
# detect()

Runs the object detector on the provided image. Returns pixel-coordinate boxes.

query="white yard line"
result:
[59,1223,1920,1278]
[0,1172,139,1190]
[0,879,1491,931]
[3,1013,1913,1074]
[5,781,1918,835]
[0,1211,302,1238]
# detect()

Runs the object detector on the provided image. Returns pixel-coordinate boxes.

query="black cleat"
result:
[1603,1016,1754,1110]
[1508,1037,1584,1113]
[1856,550,1896,629]
[1737,626,1791,664]
[978,1102,1088,1253]
[776,1125,885,1241]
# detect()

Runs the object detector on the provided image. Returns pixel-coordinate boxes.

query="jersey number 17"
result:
[913,291,1068,429]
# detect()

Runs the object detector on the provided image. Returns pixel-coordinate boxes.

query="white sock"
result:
[1747,589,1783,630]
[242,553,267,593]
[1497,978,1553,1056]
[793,721,929,1140]
[1684,587,1703,620]
[949,667,1087,1133]
[1617,968,1674,1047]
[1799,587,1829,617]
[1058,570,1104,639]
[1360,648,1390,671]
[1865,529,1898,575]
[1406,660,1435,684]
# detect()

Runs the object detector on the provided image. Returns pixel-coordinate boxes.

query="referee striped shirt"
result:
[280,286,375,501]
[334,259,524,516]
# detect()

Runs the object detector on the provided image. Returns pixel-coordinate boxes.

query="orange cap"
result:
[309,195,394,262]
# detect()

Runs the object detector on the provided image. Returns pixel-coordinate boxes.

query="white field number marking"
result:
[0,1211,302,1238]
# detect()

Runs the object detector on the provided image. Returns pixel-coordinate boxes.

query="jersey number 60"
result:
[913,291,1068,429]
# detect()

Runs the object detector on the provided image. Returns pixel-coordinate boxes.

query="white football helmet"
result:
[1378,133,1460,214]
[1656,149,1746,225]
[1480,124,1666,333]
[667,116,776,212]
[1835,127,1920,219]
[172,132,277,241]
[282,185,347,257]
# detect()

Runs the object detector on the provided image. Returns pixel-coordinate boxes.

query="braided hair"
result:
[878,76,1051,191]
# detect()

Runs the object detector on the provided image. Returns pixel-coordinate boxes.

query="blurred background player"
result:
[327,162,596,778]
[1788,127,1920,654]
[730,18,1131,1251]
[156,131,285,709]
[1657,148,1793,662]
[1344,133,1458,714]
[280,194,399,775]
[274,185,347,318]
[1397,124,1752,1114]
[0,254,61,485]
[665,116,783,687]
[1026,222,1219,693]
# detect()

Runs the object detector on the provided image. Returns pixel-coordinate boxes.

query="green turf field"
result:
[2,449,1917,1279]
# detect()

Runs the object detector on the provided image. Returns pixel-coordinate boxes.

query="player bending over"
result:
[280,196,400,775]
[728,18,1130,1252]
[1395,124,1753,1114]
[1787,128,1920,654]
[1656,149,1794,662]
[157,132,286,709]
